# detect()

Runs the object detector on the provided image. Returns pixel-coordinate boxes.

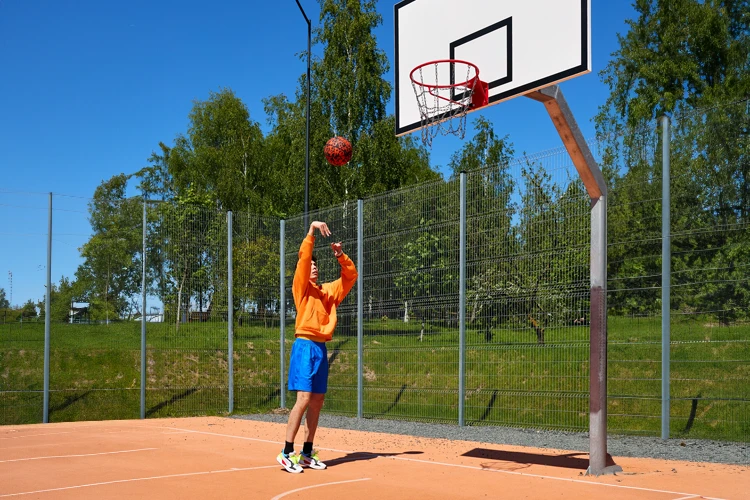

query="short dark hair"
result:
[311,254,318,265]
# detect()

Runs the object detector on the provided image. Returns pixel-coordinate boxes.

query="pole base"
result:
[585,464,624,476]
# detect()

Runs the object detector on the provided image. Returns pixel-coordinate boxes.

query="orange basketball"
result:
[324,136,352,166]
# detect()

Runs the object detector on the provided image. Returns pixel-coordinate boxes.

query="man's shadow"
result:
[324,450,423,468]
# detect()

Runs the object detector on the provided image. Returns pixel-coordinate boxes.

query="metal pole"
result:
[458,173,467,426]
[589,195,610,474]
[228,211,234,414]
[295,0,311,231]
[43,193,52,423]
[140,198,147,419]
[661,115,671,440]
[357,199,364,419]
[526,85,619,476]
[280,220,286,409]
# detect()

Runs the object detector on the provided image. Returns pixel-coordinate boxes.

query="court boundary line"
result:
[0,448,157,463]
[158,426,727,500]
[0,432,72,440]
[270,478,371,500]
[0,465,278,498]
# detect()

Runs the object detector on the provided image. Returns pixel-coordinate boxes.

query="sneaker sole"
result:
[277,457,303,474]
[301,460,327,470]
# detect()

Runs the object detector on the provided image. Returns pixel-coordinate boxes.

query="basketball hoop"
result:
[410,59,489,146]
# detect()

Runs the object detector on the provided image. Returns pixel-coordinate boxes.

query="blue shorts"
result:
[288,338,328,393]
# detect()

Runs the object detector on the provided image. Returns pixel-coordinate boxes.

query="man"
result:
[276,220,358,473]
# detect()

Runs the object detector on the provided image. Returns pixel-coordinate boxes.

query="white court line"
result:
[0,465,278,497]
[270,478,371,500]
[0,448,157,463]
[159,426,727,500]
[387,455,726,500]
[672,496,699,500]
[0,432,72,440]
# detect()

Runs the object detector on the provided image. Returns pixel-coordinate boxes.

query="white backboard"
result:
[394,0,591,136]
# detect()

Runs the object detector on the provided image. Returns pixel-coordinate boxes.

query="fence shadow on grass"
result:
[468,389,499,425]
[49,390,93,415]
[146,388,198,417]
[327,337,352,366]
[369,384,407,416]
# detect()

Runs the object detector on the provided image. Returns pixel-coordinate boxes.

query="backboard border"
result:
[394,0,590,137]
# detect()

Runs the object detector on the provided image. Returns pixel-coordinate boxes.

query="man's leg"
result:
[286,391,311,442]
[277,391,310,473]
[303,393,325,443]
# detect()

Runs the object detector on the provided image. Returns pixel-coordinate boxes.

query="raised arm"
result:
[327,242,358,305]
[292,221,331,303]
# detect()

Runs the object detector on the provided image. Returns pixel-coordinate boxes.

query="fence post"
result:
[141,198,147,419]
[357,199,364,419]
[661,115,671,440]
[228,211,234,414]
[43,192,52,423]
[459,172,467,426]
[279,220,286,409]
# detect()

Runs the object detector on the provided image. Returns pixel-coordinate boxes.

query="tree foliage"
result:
[597,0,750,319]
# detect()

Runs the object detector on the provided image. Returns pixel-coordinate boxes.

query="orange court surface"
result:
[1,417,747,499]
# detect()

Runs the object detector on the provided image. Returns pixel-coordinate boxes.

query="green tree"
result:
[47,276,80,323]
[446,118,517,338]
[20,299,37,321]
[156,187,219,330]
[315,0,390,143]
[261,0,438,216]
[137,142,174,202]
[596,0,750,134]
[234,234,280,327]
[168,88,267,214]
[76,174,144,322]
[595,0,750,319]
[0,288,8,309]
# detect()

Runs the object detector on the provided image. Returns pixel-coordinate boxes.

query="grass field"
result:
[1,316,748,443]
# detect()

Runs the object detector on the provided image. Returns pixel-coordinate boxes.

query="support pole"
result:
[141,198,147,419]
[526,85,620,476]
[589,195,610,474]
[357,199,364,419]
[228,211,234,414]
[43,193,52,423]
[295,0,311,231]
[458,172,467,426]
[280,220,286,409]
[661,115,671,440]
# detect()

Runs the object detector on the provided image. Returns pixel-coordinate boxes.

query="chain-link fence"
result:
[1,101,747,459]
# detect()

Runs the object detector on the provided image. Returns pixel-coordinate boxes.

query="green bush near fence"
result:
[1,317,748,443]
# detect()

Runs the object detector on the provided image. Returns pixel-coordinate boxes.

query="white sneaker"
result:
[299,450,327,470]
[276,451,303,473]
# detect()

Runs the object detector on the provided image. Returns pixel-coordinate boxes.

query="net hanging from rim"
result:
[410,59,488,146]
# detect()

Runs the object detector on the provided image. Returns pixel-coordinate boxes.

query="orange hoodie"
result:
[292,234,358,342]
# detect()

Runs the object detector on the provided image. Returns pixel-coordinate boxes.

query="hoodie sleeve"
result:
[325,252,358,306]
[292,234,314,307]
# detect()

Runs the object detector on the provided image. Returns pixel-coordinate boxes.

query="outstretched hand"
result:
[309,221,331,237]
[330,241,343,258]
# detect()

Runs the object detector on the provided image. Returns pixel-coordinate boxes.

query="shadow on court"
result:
[462,448,618,471]
[324,450,424,468]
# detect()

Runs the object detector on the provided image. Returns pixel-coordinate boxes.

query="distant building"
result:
[69,302,90,324]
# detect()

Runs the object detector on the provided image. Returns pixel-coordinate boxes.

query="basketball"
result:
[324,136,352,166]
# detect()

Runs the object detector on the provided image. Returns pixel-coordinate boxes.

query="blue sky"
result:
[0,0,636,307]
